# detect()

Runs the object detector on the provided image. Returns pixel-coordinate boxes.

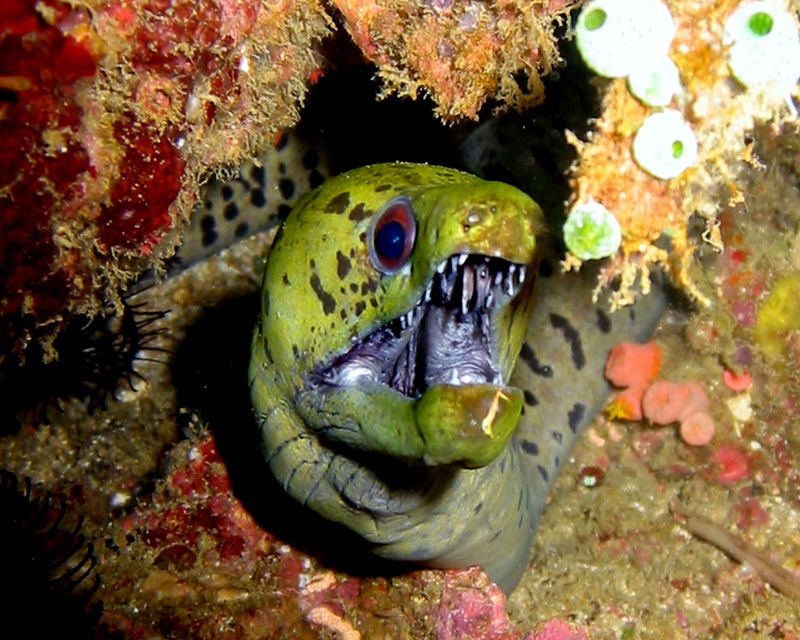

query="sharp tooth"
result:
[519,265,527,284]
[493,272,503,287]
[443,272,455,303]
[448,369,460,385]
[508,264,516,279]
[458,254,468,266]
[425,286,432,302]
[462,265,475,315]
[399,314,407,329]
[505,276,514,296]
[437,261,447,274]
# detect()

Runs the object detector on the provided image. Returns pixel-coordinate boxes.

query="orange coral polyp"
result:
[606,383,647,421]
[605,340,662,388]
[642,380,691,425]
[679,411,715,446]
[678,382,711,421]
[642,380,710,426]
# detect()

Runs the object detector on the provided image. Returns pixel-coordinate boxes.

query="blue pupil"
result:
[375,220,406,261]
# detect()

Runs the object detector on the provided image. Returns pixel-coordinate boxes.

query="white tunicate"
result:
[627,55,682,106]
[563,199,622,261]
[632,110,698,180]
[724,1,800,103]
[576,0,676,78]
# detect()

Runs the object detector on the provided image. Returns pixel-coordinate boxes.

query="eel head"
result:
[254,163,548,468]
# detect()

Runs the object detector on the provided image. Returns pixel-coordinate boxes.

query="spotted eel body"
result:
[175,132,330,273]
[247,162,666,594]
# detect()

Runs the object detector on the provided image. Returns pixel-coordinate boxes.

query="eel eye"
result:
[368,198,416,274]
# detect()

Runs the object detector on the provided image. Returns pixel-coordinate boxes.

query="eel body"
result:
[247,162,666,594]
[174,132,330,274]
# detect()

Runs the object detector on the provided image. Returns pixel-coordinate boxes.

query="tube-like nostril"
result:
[465,210,483,226]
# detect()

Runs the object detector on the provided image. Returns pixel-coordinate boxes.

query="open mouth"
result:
[312,254,528,397]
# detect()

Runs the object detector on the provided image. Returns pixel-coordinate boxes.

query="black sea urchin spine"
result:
[0,300,169,431]
[0,471,101,638]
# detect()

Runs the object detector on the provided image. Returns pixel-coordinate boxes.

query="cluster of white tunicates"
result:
[576,0,696,182]
[575,0,680,107]
[568,0,800,261]
[567,0,693,259]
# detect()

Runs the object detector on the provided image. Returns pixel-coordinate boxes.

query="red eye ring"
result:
[368,198,416,274]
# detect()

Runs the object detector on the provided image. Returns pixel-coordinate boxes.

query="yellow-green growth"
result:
[754,272,800,357]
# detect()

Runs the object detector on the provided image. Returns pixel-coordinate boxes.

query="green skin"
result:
[249,163,665,593]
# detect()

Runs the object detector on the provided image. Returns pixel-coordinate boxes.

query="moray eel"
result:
[169,132,330,275]
[248,162,666,594]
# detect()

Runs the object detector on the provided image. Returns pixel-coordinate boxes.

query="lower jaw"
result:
[415,382,522,468]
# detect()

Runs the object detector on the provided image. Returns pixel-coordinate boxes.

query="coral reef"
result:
[512,56,800,630]
[1,0,330,357]
[604,340,716,445]
[330,0,578,120]
[4,1,800,638]
[1,0,573,358]
[4,100,800,633]
[94,427,591,640]
[566,0,800,309]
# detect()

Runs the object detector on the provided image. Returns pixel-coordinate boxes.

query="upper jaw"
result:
[311,252,530,397]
